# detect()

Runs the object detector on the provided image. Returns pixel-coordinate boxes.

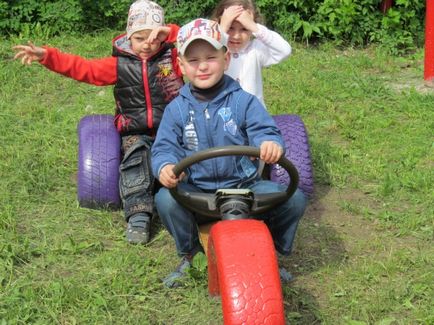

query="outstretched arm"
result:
[14,44,117,86]
[13,42,46,65]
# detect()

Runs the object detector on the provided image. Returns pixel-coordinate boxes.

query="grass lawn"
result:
[0,31,433,324]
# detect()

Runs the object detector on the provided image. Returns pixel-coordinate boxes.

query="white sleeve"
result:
[252,23,292,67]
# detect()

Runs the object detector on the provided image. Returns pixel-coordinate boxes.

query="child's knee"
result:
[155,187,179,212]
[290,189,307,217]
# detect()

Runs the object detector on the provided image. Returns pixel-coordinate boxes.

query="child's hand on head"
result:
[236,10,258,33]
[220,5,243,32]
[147,26,171,44]
[12,42,46,65]
[159,164,185,188]
[260,141,283,164]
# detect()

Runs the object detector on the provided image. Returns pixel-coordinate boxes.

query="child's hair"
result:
[211,0,264,24]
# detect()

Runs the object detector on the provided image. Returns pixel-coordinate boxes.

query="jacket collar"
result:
[179,75,241,105]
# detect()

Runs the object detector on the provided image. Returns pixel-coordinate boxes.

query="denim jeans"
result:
[119,134,155,220]
[155,180,307,256]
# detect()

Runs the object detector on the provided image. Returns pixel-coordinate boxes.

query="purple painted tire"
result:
[271,114,314,197]
[77,114,121,210]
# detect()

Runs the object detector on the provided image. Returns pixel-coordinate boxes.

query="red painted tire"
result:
[77,114,121,210]
[207,220,285,325]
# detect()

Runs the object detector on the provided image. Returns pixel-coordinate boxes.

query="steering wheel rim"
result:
[169,145,299,217]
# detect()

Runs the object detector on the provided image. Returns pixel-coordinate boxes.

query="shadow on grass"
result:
[293,186,347,274]
[283,285,324,324]
[279,184,347,324]
[279,135,348,322]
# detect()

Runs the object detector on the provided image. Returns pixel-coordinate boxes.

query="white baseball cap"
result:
[177,18,228,55]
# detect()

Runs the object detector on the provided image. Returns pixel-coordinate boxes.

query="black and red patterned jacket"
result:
[39,25,183,136]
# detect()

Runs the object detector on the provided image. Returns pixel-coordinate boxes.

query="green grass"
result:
[1,31,433,324]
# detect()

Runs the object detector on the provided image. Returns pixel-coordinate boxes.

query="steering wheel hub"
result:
[215,189,254,220]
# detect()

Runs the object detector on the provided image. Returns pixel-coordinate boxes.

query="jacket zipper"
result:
[142,59,154,131]
[204,106,220,188]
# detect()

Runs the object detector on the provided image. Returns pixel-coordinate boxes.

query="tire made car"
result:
[77,114,121,210]
[271,114,314,197]
[207,219,285,325]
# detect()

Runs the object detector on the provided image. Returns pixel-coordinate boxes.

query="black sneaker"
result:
[126,214,151,244]
[162,255,192,288]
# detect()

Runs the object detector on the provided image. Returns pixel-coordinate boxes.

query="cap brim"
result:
[179,35,224,55]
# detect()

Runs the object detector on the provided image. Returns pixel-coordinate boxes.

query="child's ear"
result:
[224,50,231,71]
[178,56,186,75]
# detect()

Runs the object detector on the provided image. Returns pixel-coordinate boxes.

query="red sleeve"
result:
[165,24,182,77]
[39,47,117,86]
[171,48,183,77]
[166,24,180,43]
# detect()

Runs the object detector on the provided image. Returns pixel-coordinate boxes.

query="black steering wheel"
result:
[169,146,299,218]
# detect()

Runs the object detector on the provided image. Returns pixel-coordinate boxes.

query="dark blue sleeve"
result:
[151,99,186,178]
[243,94,285,149]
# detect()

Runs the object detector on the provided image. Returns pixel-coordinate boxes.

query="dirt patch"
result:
[283,186,365,276]
[282,184,429,319]
[289,184,421,273]
[388,78,434,95]
[385,63,434,95]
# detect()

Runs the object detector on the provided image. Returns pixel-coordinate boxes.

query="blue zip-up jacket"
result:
[151,75,284,190]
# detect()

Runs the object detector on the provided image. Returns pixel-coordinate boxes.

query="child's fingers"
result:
[245,9,254,18]
[147,29,158,43]
[24,56,32,65]
[259,144,269,161]
[12,45,24,51]
[223,5,243,18]
[13,51,23,60]
[260,143,282,164]
[226,5,243,12]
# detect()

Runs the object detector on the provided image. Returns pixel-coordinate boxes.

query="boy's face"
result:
[178,40,230,89]
[130,29,162,60]
[227,20,252,52]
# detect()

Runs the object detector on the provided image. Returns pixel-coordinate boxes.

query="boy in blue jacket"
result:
[151,18,307,288]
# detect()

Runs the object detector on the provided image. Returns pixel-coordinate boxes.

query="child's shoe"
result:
[126,213,151,244]
[162,255,192,288]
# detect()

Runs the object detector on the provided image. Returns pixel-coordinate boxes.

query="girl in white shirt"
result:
[211,0,292,108]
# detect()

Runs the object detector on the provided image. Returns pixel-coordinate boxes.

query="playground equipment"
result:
[76,114,312,323]
[76,114,313,210]
[380,0,393,13]
[379,1,433,85]
[169,145,299,325]
[425,0,434,84]
[77,115,121,210]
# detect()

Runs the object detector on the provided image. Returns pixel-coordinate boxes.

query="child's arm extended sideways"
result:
[13,41,117,86]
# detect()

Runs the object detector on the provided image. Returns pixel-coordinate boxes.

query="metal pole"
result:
[425,0,434,83]
[380,0,393,13]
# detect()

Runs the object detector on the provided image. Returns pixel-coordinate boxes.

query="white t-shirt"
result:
[225,24,292,108]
